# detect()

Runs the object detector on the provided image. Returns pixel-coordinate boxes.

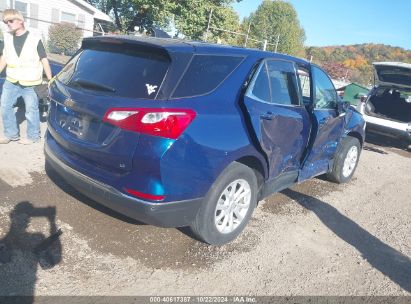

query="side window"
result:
[14,1,28,17]
[246,62,271,103]
[61,12,76,24]
[246,60,300,105]
[266,60,300,105]
[313,66,337,109]
[172,55,244,98]
[297,67,311,104]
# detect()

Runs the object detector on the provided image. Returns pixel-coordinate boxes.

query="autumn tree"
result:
[304,44,411,85]
[243,0,305,55]
[343,56,367,69]
[321,61,352,80]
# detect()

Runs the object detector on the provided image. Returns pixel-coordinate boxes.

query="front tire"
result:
[327,136,361,184]
[191,162,258,245]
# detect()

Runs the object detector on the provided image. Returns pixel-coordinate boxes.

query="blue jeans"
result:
[0,80,40,141]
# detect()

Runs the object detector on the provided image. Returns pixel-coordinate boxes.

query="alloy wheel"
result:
[214,179,251,234]
[342,146,358,177]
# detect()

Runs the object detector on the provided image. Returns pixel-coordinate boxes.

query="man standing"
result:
[0,9,52,144]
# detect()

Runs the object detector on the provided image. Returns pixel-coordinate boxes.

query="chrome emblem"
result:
[64,98,75,107]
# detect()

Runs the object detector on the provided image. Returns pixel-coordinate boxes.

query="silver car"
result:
[357,62,411,149]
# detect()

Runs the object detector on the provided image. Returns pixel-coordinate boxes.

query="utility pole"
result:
[263,39,268,51]
[204,9,213,42]
[274,34,280,53]
[244,21,251,47]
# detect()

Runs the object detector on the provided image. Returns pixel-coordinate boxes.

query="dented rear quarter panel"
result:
[343,107,366,145]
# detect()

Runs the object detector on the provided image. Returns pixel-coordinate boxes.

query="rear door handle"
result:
[319,117,330,125]
[260,112,275,120]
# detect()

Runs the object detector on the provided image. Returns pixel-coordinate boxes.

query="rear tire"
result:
[191,162,258,245]
[327,136,361,184]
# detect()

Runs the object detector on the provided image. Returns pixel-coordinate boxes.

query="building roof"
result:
[332,79,351,90]
[72,0,113,22]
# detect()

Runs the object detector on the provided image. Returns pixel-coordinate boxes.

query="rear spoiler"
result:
[81,36,173,61]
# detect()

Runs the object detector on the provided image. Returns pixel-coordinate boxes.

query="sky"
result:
[232,0,411,50]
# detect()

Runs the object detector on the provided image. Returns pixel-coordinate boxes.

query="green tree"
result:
[48,23,83,55]
[244,0,305,55]
[88,0,241,39]
[174,1,240,41]
[85,0,124,29]
[211,6,241,44]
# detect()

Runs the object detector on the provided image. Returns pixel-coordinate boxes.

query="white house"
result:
[0,0,113,40]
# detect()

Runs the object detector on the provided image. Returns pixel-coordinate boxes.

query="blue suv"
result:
[45,36,365,245]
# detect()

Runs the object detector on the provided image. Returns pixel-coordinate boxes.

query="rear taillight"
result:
[103,108,196,139]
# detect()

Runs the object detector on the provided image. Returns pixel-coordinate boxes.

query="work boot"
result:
[19,138,40,145]
[0,137,11,144]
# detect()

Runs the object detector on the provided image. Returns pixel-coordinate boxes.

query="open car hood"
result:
[373,62,411,89]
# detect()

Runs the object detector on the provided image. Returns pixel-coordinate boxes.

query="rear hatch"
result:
[373,62,411,88]
[47,38,172,173]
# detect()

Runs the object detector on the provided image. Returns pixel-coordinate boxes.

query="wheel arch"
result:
[236,155,266,192]
[346,131,364,148]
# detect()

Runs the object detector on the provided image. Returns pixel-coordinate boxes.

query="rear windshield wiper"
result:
[70,78,116,93]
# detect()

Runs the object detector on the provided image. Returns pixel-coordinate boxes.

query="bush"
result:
[48,22,82,56]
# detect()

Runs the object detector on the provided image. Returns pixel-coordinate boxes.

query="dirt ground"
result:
[0,117,410,297]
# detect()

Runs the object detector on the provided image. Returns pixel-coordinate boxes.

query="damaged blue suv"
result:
[45,36,365,245]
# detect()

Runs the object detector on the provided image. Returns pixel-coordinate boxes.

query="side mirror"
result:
[337,100,351,115]
[355,93,368,103]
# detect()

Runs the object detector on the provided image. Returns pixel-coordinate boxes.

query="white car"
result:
[357,62,411,149]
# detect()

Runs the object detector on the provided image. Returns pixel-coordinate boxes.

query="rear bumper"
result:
[44,140,203,228]
[366,121,411,144]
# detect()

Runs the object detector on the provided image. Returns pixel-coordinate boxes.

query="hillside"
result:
[305,44,411,86]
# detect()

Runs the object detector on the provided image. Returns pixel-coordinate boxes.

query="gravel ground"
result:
[0,117,410,297]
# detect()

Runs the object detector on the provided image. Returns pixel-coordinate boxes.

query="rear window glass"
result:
[172,55,244,98]
[57,44,170,99]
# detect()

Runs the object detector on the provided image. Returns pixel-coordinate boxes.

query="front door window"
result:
[312,66,337,110]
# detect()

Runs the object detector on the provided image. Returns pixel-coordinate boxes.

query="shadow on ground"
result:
[45,162,146,226]
[44,165,259,270]
[0,201,62,302]
[365,132,410,158]
[283,188,411,293]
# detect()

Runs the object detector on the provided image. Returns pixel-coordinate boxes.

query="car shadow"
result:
[45,162,147,226]
[282,188,411,293]
[45,162,204,243]
[363,144,388,155]
[365,132,410,151]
